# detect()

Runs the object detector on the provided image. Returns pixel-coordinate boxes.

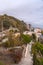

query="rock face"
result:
[8,48,23,63]
[0,47,23,65]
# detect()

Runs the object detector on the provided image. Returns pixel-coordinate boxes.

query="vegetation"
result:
[1,14,43,65]
[2,29,14,47]
[3,20,10,29]
[21,34,32,44]
[2,32,32,48]
[0,14,27,32]
[32,42,43,65]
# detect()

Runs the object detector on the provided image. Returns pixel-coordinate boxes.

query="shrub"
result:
[21,34,32,44]
[32,42,43,65]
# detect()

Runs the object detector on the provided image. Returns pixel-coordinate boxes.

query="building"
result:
[23,31,34,36]
[34,28,42,41]
[34,28,41,33]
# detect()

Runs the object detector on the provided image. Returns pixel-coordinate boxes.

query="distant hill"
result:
[0,14,27,32]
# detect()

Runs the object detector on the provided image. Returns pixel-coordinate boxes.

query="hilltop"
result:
[0,14,27,32]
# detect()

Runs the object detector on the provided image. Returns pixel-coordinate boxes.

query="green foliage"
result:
[38,58,43,65]
[21,34,32,44]
[33,56,43,65]
[32,42,43,55]
[32,42,43,65]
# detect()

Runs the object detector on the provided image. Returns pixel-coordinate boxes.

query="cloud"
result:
[0,0,43,28]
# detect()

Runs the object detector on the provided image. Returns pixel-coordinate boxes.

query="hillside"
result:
[0,14,27,32]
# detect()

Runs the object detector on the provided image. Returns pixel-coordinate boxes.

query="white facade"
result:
[34,28,41,33]
[23,31,34,36]
[34,28,42,41]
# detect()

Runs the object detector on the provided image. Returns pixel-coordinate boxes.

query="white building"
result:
[34,28,41,33]
[34,28,42,41]
[23,31,34,36]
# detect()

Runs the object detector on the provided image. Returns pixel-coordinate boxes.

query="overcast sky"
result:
[0,0,43,28]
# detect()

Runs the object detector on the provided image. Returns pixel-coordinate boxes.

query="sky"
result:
[0,0,43,28]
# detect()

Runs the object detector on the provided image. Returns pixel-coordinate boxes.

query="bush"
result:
[32,42,43,65]
[21,34,32,44]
